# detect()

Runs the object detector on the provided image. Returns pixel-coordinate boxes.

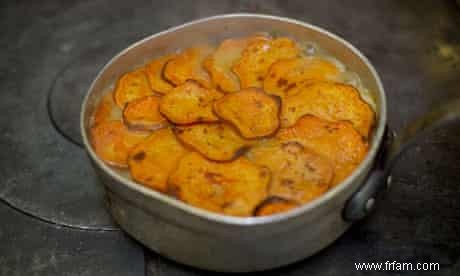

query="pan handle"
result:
[343,98,460,222]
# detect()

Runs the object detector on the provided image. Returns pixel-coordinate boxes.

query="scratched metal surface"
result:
[0,0,459,275]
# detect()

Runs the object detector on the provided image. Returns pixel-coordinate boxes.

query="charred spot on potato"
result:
[132,151,146,161]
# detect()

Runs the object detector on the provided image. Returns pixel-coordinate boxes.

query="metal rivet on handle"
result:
[386,175,392,189]
[365,198,375,212]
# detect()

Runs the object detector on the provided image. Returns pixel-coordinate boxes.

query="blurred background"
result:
[0,0,459,275]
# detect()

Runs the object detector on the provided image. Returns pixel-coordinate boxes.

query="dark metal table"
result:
[1,0,459,275]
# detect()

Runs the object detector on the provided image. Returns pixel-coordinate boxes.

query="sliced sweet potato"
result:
[168,152,270,216]
[144,54,176,94]
[164,46,214,88]
[159,81,223,124]
[253,197,299,216]
[114,68,152,108]
[277,115,368,185]
[122,95,168,131]
[281,81,375,137]
[128,128,187,192]
[90,121,149,167]
[263,57,340,98]
[232,37,301,88]
[93,91,121,126]
[213,88,281,138]
[248,140,333,203]
[204,35,268,92]
[174,123,253,161]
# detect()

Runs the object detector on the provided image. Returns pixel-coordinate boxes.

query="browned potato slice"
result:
[144,54,176,94]
[159,81,223,124]
[122,95,168,131]
[277,115,368,185]
[248,140,333,203]
[93,92,121,126]
[232,37,301,88]
[214,88,281,138]
[203,35,268,92]
[114,69,152,108]
[263,57,340,98]
[168,152,270,216]
[90,121,149,167]
[281,82,375,137]
[128,128,187,192]
[174,123,253,161]
[164,46,214,88]
[253,197,299,216]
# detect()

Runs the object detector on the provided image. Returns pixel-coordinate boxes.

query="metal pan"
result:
[80,14,460,272]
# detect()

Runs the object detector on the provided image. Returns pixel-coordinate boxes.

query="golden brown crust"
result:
[168,152,271,216]
[174,123,253,161]
[128,128,187,193]
[144,54,176,94]
[280,81,375,137]
[90,121,149,167]
[204,35,268,92]
[277,115,368,186]
[248,140,333,203]
[213,88,281,138]
[122,95,168,131]
[159,81,224,124]
[263,57,340,98]
[232,37,301,89]
[164,46,214,88]
[114,68,152,108]
[253,196,299,216]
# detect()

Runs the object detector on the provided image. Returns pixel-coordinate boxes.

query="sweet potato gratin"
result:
[90,34,375,217]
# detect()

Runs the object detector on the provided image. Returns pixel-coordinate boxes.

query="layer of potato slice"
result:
[164,46,214,88]
[128,128,187,192]
[174,123,253,161]
[90,121,149,167]
[168,152,271,216]
[159,81,223,124]
[232,37,301,88]
[93,92,121,126]
[264,57,340,98]
[114,69,152,108]
[248,140,333,203]
[214,88,281,138]
[277,115,368,186]
[122,95,168,131]
[144,54,176,94]
[280,81,375,137]
[204,35,268,92]
[253,196,299,216]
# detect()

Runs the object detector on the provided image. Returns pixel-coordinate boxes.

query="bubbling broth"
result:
[89,34,376,217]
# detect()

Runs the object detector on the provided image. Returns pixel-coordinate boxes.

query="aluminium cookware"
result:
[80,14,460,272]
